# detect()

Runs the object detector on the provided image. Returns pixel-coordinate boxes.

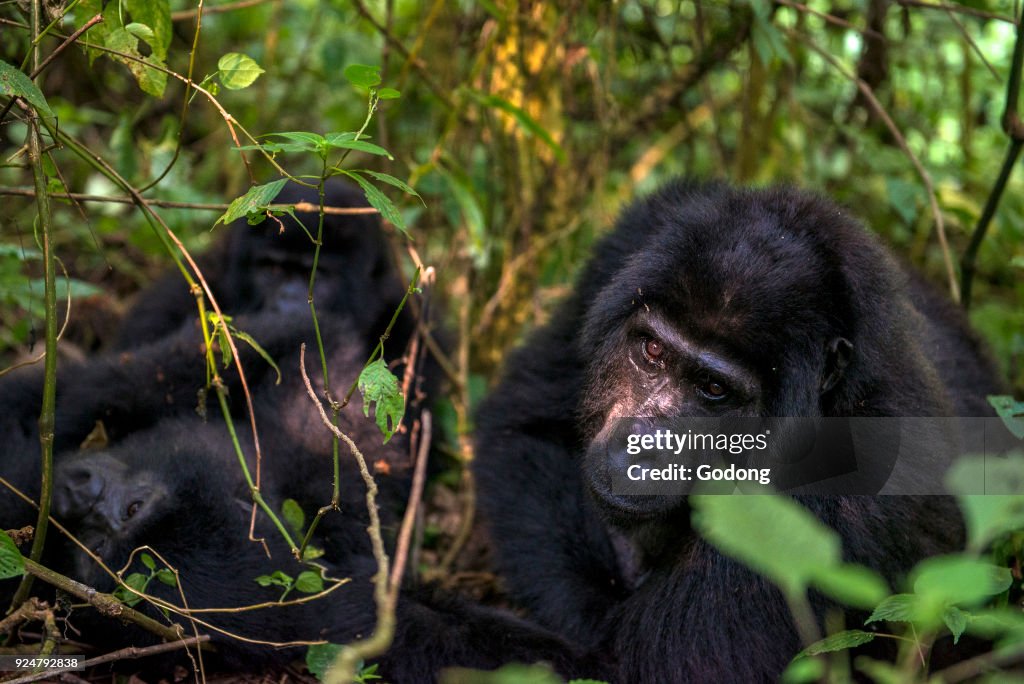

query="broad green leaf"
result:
[342,171,408,235]
[867,594,917,624]
[691,495,840,596]
[0,59,54,118]
[282,498,305,535]
[125,22,155,44]
[255,570,293,588]
[127,0,171,60]
[796,630,876,658]
[357,358,405,442]
[378,87,401,99]
[104,27,167,97]
[943,605,969,644]
[0,532,25,580]
[218,52,265,90]
[140,553,156,570]
[912,555,1013,607]
[781,656,825,684]
[294,570,324,594]
[114,572,149,606]
[306,643,342,681]
[952,491,1024,550]
[343,64,382,89]
[155,569,177,586]
[808,563,888,609]
[216,179,288,226]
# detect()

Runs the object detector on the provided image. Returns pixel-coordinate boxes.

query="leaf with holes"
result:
[357,359,405,443]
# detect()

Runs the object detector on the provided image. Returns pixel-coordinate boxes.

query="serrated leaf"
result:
[0,59,54,118]
[294,570,324,594]
[796,630,876,658]
[357,358,405,442]
[216,179,288,226]
[0,533,25,580]
[282,499,305,535]
[342,171,408,235]
[104,27,167,97]
[140,553,156,570]
[867,594,917,624]
[306,643,342,680]
[343,64,382,89]
[943,606,969,644]
[218,52,265,90]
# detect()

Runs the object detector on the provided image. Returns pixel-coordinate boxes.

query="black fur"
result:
[473,180,1006,682]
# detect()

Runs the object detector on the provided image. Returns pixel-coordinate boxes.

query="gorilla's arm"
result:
[473,297,629,647]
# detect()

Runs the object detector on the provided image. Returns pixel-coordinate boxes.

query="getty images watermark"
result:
[602,417,1023,495]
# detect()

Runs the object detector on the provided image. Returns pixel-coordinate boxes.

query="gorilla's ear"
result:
[821,337,853,393]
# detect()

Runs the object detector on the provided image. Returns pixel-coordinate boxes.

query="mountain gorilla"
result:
[473,180,1006,682]
[0,180,590,678]
[113,179,412,351]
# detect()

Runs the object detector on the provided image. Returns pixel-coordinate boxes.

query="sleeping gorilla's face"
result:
[578,186,862,523]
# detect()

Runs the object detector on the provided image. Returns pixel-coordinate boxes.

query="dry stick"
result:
[960,4,1024,309]
[170,0,275,22]
[389,410,432,593]
[794,30,960,302]
[298,345,396,684]
[0,188,380,215]
[3,636,211,684]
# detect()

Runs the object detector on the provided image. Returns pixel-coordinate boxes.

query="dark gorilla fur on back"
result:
[473,180,1006,682]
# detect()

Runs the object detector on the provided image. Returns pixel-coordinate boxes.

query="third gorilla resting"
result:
[473,180,1006,682]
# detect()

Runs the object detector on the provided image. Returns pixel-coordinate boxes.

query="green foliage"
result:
[0,532,25,580]
[796,630,876,658]
[217,53,265,90]
[80,0,171,96]
[989,395,1024,439]
[216,179,288,226]
[306,647,381,683]
[357,359,405,443]
[691,495,888,606]
[112,553,176,607]
[0,59,53,118]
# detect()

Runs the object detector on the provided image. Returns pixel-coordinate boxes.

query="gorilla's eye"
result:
[124,500,142,521]
[698,379,729,400]
[643,338,665,361]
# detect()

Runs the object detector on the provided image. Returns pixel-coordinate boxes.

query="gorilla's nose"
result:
[53,461,106,520]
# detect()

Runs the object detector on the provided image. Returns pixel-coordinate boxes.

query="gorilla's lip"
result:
[587,486,679,524]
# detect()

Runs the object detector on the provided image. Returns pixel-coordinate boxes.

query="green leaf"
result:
[218,52,265,90]
[796,630,876,658]
[324,138,393,159]
[989,395,1024,439]
[104,27,167,97]
[140,553,156,570]
[952,491,1024,550]
[294,570,324,594]
[0,59,54,118]
[282,499,305,536]
[155,569,177,586]
[781,656,825,684]
[377,87,401,99]
[809,563,889,609]
[357,358,406,442]
[691,495,841,596]
[360,170,423,204]
[216,179,288,226]
[255,570,293,589]
[912,555,1013,607]
[302,544,325,561]
[342,171,408,235]
[126,0,171,60]
[124,22,155,44]
[867,594,917,624]
[306,642,342,681]
[114,572,149,607]
[230,326,283,384]
[0,532,25,580]
[943,606,969,644]
[343,64,382,89]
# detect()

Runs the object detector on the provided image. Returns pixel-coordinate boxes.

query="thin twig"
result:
[389,410,431,593]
